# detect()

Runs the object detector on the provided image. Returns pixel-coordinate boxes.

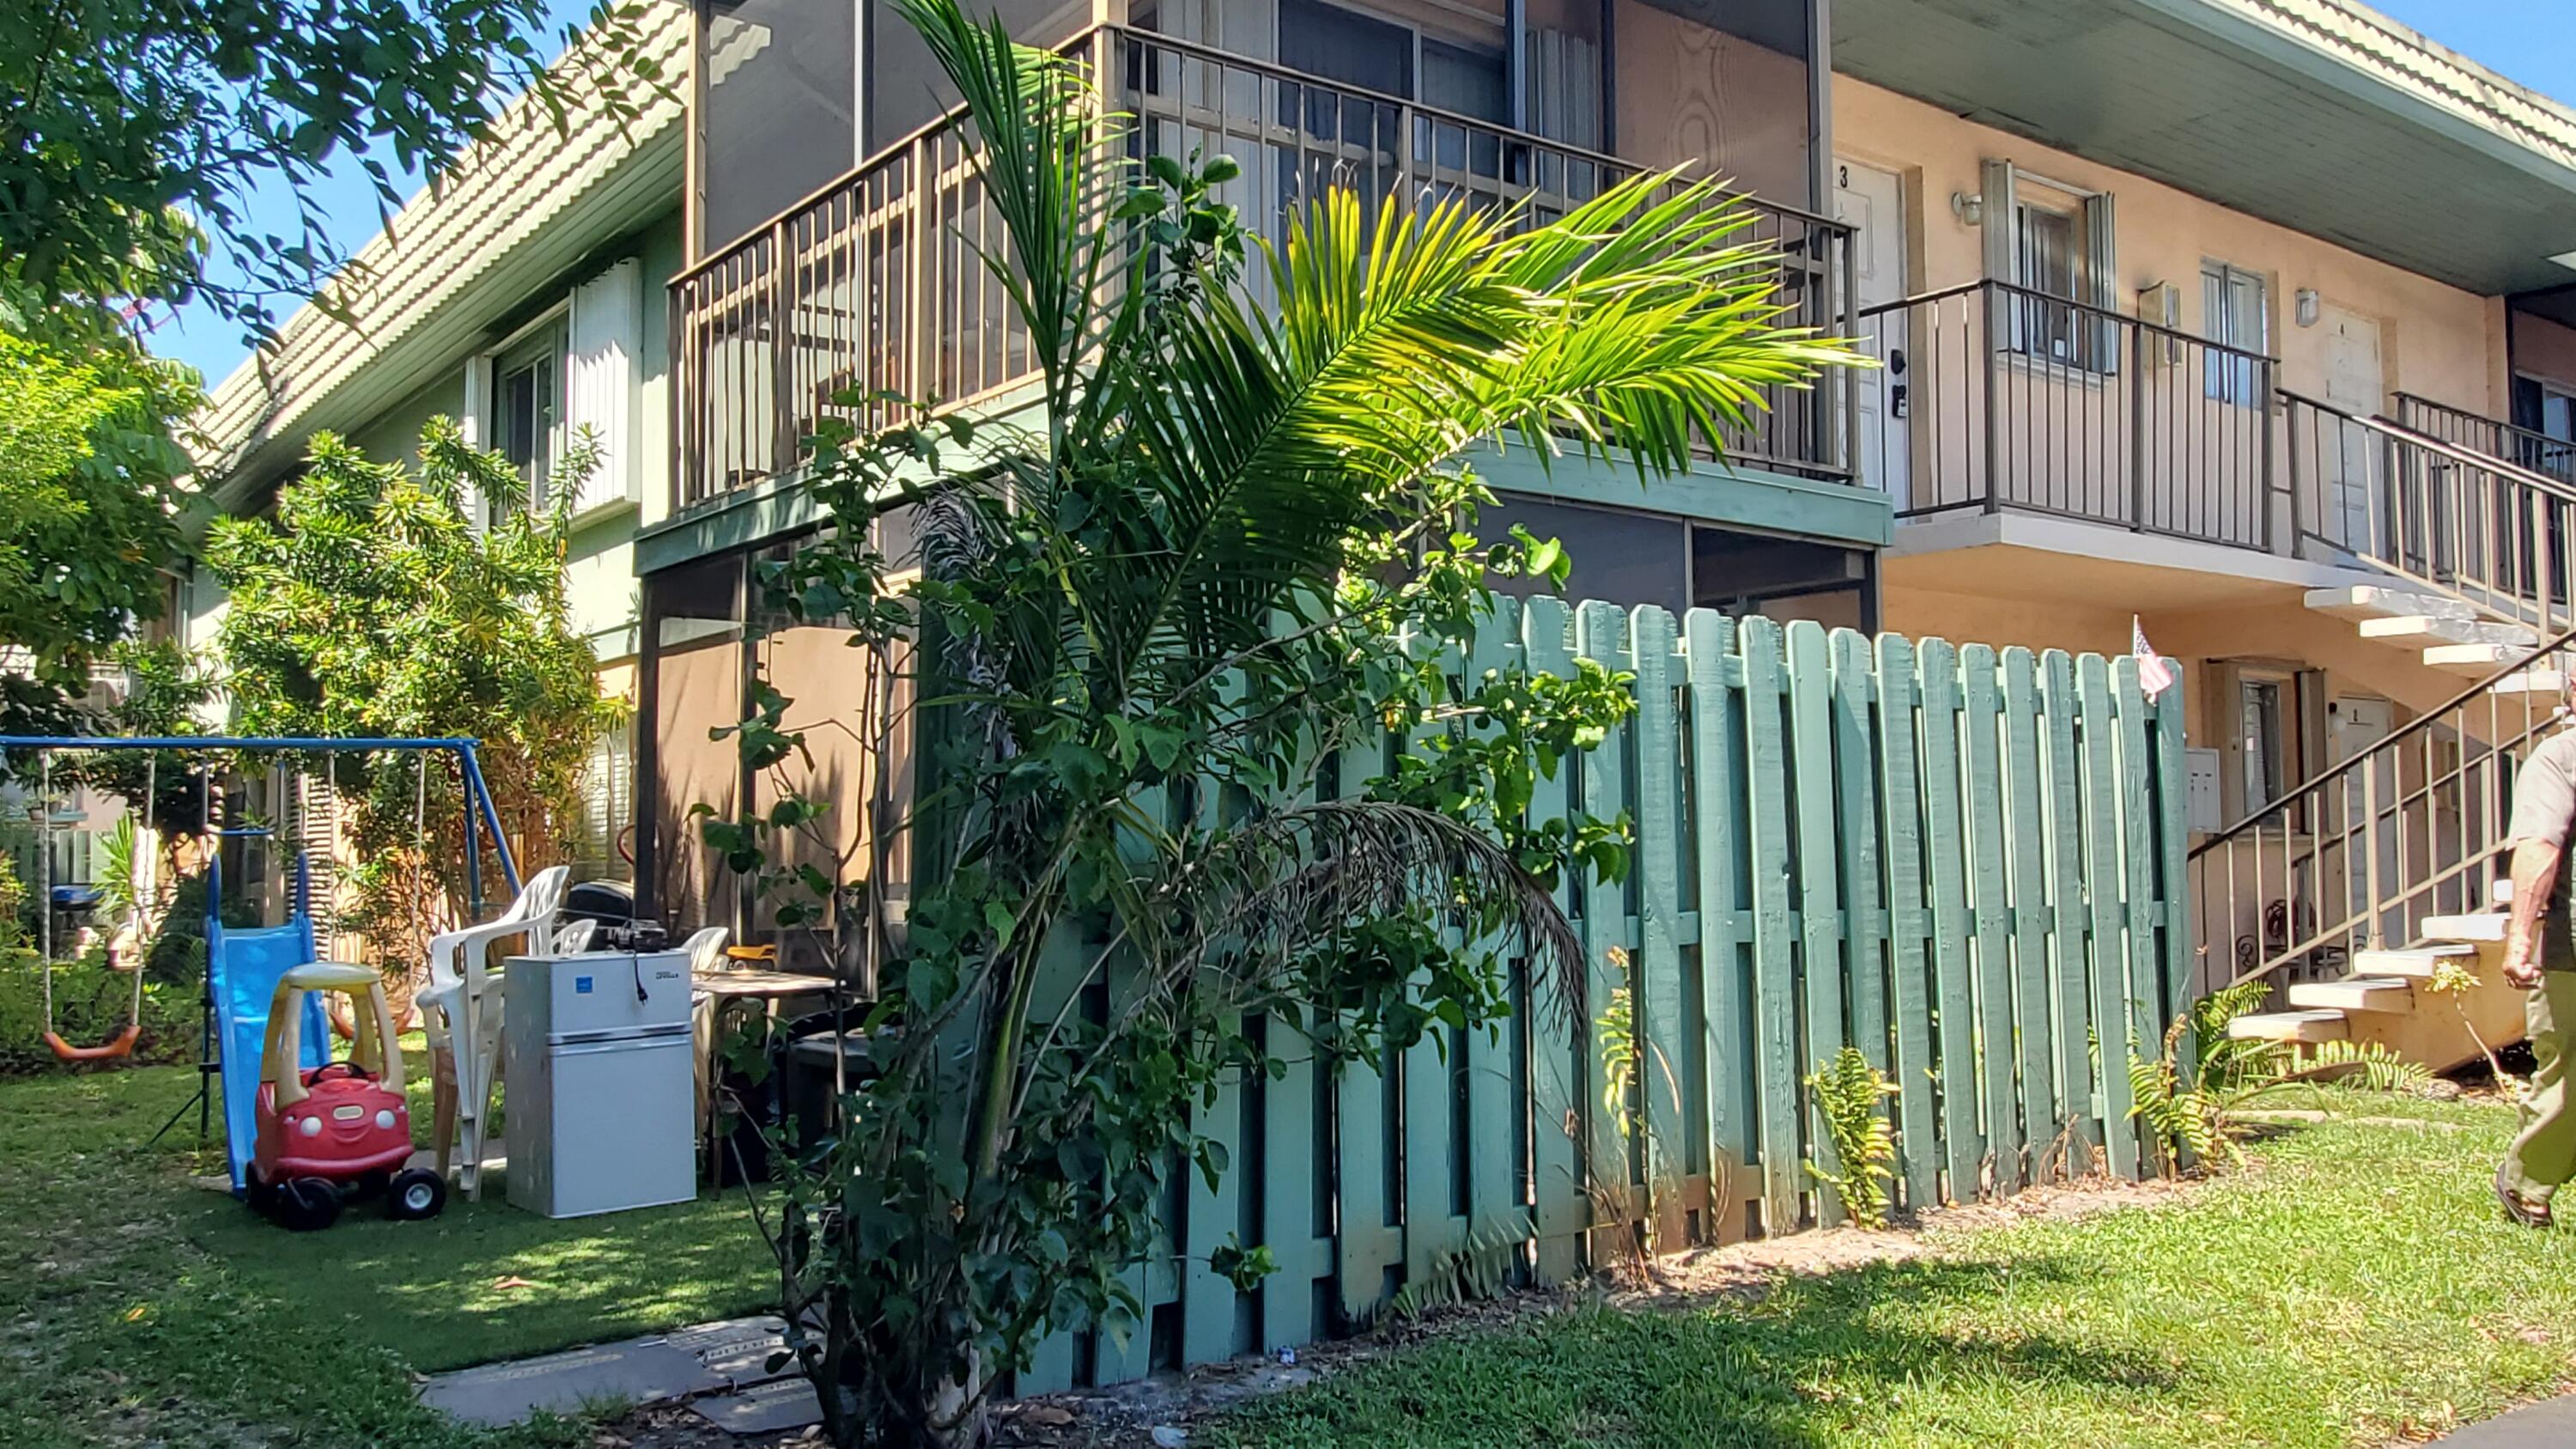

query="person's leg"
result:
[2504,972,2576,1206]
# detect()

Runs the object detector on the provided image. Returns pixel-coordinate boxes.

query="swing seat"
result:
[45,1025,140,1063]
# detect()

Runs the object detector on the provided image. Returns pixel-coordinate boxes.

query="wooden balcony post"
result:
[769,216,795,480]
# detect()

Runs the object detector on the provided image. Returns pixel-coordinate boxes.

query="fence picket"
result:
[1832,628,1889,1079]
[2077,653,2142,1178]
[1520,597,1588,1282]
[1999,648,2059,1180]
[1960,645,2020,1194]
[1917,638,1982,1202]
[1575,601,1638,1251]
[1735,616,1805,1233]
[1630,606,1692,1245]
[1685,611,1754,1242]
[2114,660,2170,1105]
[1874,634,1939,1210]
[1783,620,1846,1224]
[2038,649,2096,1167]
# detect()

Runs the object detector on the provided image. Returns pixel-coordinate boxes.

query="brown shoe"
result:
[2499,1166,2554,1228]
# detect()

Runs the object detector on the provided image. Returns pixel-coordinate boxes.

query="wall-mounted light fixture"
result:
[2294,288,2320,327]
[1949,191,1983,226]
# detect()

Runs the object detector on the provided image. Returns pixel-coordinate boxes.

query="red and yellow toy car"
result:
[249,961,447,1230]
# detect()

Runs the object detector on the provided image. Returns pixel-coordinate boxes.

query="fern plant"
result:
[1806,1046,1900,1230]
[2129,982,2430,1172]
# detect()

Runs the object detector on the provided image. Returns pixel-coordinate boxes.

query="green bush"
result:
[0,948,198,1075]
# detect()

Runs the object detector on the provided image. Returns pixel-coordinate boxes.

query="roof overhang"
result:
[190,0,689,514]
[1832,0,2576,297]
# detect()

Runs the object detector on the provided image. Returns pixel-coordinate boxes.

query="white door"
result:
[2322,306,2385,554]
[1835,159,1910,509]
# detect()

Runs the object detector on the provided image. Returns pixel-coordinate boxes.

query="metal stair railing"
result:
[2281,389,2576,635]
[2185,624,2576,997]
[2393,392,2576,488]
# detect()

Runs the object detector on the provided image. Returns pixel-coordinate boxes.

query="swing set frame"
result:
[2,736,522,1135]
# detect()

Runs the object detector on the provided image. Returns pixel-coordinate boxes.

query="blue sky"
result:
[148,0,2576,388]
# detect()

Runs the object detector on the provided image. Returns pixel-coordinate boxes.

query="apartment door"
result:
[2322,305,2384,554]
[1835,159,1909,508]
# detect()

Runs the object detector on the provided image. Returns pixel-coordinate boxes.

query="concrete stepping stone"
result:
[421,1336,724,1426]
[685,1376,826,1436]
[667,1315,796,1387]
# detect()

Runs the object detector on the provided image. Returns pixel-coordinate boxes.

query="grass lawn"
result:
[0,1063,775,1447]
[1212,1088,2576,1449]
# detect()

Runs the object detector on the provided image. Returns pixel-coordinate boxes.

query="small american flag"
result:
[2133,616,2178,702]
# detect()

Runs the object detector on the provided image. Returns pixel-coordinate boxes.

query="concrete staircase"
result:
[2305,585,2562,692]
[2228,880,2524,1071]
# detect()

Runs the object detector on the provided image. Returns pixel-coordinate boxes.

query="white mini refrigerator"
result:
[503,949,696,1217]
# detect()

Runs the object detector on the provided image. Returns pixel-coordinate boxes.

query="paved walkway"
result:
[2436,1395,2576,1446]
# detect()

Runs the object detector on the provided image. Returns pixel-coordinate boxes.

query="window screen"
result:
[702,0,856,253]
[1279,0,1413,98]
[2201,261,2267,405]
[1479,494,1689,616]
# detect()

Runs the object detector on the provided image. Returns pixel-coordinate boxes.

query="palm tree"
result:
[736,3,1864,1442]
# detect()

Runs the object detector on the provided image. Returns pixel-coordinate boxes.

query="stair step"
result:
[2305,586,2476,623]
[2424,642,2530,674]
[2421,911,2509,942]
[2491,668,2566,698]
[2495,877,2515,906]
[2353,944,2477,977]
[2357,616,2539,648]
[2287,976,2415,1013]
[2228,1009,2350,1044]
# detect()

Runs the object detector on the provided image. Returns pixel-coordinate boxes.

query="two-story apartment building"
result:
[185,0,2576,999]
[640,0,2576,976]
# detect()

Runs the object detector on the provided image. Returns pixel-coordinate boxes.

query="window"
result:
[2012,199,2085,364]
[2239,676,2286,813]
[490,320,565,511]
[2202,261,2269,405]
[574,718,635,883]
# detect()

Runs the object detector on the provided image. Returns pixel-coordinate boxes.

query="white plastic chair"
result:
[681,926,732,1147]
[556,917,600,953]
[681,924,731,975]
[417,864,568,1197]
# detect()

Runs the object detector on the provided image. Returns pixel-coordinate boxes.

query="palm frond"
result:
[1143,797,1585,1026]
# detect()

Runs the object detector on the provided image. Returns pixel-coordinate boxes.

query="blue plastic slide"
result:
[206,869,331,1194]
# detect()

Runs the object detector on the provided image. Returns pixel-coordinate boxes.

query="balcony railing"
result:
[2282,390,2576,636]
[1856,278,2280,550]
[670,25,1856,510]
[2393,392,2576,487]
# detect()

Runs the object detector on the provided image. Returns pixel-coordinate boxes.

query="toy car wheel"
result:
[387,1167,447,1221]
[277,1178,343,1232]
[245,1172,277,1216]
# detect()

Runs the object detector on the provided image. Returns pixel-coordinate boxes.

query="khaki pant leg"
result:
[2504,972,2576,1202]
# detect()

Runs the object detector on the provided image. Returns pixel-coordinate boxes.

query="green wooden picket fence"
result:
[1018,596,2192,1391]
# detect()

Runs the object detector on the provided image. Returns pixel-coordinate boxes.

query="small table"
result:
[692,970,841,1178]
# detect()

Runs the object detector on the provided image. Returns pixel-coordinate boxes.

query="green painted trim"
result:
[1471,442,1893,547]
[638,386,1050,575]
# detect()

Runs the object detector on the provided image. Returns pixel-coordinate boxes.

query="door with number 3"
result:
[1836,159,1909,509]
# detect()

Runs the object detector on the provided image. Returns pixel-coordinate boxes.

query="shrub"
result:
[0,948,197,1075]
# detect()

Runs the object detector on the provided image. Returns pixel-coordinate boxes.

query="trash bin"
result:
[783,1029,884,1160]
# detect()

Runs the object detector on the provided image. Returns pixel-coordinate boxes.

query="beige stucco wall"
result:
[1833,77,2506,419]
[2518,314,2576,394]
